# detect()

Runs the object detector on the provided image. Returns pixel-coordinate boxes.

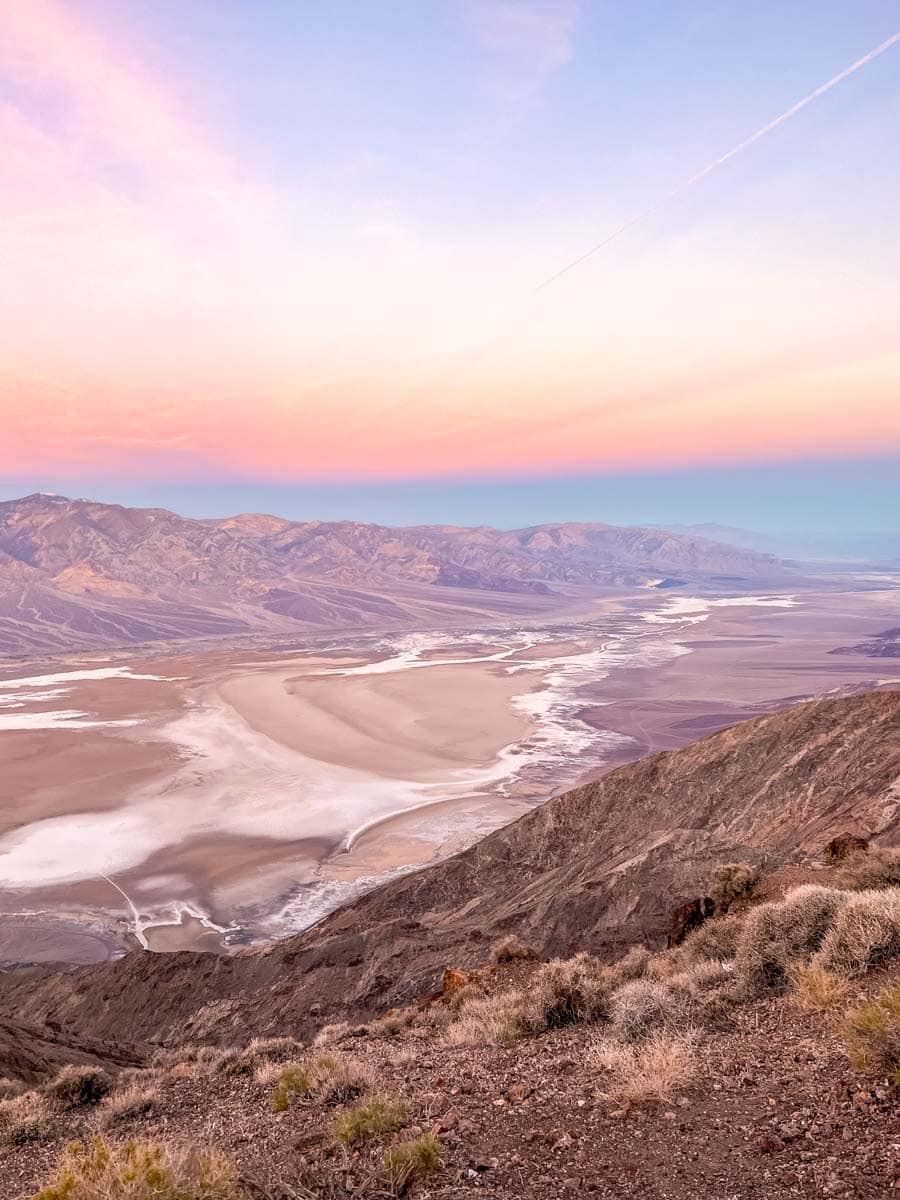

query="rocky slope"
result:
[1,690,897,1050]
[0,493,796,655]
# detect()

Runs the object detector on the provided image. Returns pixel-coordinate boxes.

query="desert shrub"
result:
[592,1034,697,1104]
[650,915,743,981]
[27,1135,245,1199]
[605,945,651,986]
[443,992,527,1047]
[0,1077,23,1100]
[523,952,610,1031]
[332,1094,407,1146]
[789,962,850,1011]
[814,889,900,977]
[370,1009,418,1038]
[217,1036,305,1076]
[0,1090,52,1146]
[668,959,733,997]
[270,1054,374,1112]
[490,934,537,963]
[44,1065,111,1109]
[383,1133,442,1194]
[447,982,485,1012]
[733,885,848,996]
[270,1063,312,1112]
[709,862,759,912]
[838,983,900,1081]
[313,1022,351,1047]
[99,1084,160,1126]
[838,847,900,892]
[609,980,690,1044]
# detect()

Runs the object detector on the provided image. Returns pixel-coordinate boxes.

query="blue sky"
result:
[1,2,898,530]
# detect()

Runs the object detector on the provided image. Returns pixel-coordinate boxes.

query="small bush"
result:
[523,952,610,1031]
[270,1054,375,1112]
[814,889,900,977]
[709,862,759,912]
[447,981,485,1012]
[99,1084,160,1126]
[443,992,526,1047]
[27,1135,245,1199]
[592,1034,697,1105]
[609,980,689,1043]
[605,945,651,986]
[838,983,900,1081]
[270,1063,312,1112]
[650,915,743,979]
[668,959,733,997]
[219,1036,306,1077]
[313,1022,350,1047]
[383,1133,442,1194]
[0,1091,52,1146]
[332,1094,407,1145]
[0,1077,23,1100]
[490,934,537,963]
[838,847,900,892]
[789,962,850,1012]
[733,885,848,996]
[45,1065,111,1109]
[370,1009,416,1038]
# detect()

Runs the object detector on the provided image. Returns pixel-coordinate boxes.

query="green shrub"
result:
[270,1063,312,1112]
[383,1133,442,1193]
[733,885,848,996]
[332,1094,407,1145]
[28,1135,245,1199]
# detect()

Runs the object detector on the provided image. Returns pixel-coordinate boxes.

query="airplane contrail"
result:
[534,30,900,292]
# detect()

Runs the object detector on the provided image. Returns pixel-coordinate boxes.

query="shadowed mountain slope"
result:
[1,689,897,1050]
[0,493,796,655]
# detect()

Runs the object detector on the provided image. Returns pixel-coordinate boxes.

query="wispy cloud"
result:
[462,0,582,79]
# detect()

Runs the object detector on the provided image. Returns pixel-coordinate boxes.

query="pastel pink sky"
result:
[1,0,898,483]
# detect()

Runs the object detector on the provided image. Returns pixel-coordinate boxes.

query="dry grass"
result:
[837,982,900,1081]
[217,1036,307,1077]
[605,945,651,987]
[44,1065,111,1109]
[27,1135,245,1199]
[814,889,900,977]
[524,952,610,1031]
[383,1133,442,1194]
[332,1094,407,1146]
[648,915,743,980]
[270,1054,375,1112]
[838,847,900,892]
[0,1077,23,1100]
[313,1022,351,1047]
[733,885,848,996]
[99,1084,161,1126]
[592,1034,698,1105]
[668,959,733,997]
[490,934,538,963]
[443,992,526,1047]
[788,962,851,1012]
[447,981,486,1013]
[708,862,759,912]
[609,980,690,1043]
[0,1090,53,1146]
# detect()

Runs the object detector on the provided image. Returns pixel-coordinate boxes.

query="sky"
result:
[1,1,898,530]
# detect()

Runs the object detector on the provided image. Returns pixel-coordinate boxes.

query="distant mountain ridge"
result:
[0,493,796,656]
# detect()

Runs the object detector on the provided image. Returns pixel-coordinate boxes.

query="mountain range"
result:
[0,494,796,657]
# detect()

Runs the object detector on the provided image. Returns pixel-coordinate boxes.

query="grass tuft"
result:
[332,1094,407,1145]
[27,1135,245,1199]
[788,962,850,1012]
[383,1133,442,1194]
[592,1033,698,1105]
